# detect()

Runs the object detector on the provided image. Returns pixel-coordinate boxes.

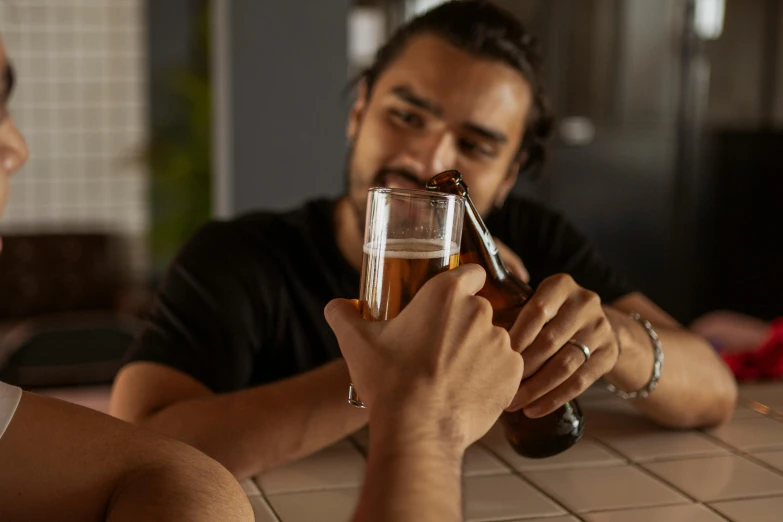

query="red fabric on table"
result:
[722,318,783,381]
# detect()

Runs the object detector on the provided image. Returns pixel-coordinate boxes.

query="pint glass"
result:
[348,187,465,408]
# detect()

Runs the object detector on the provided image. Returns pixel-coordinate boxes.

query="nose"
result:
[0,116,29,176]
[394,133,456,184]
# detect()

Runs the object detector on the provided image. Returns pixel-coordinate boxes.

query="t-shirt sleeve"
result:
[501,200,635,303]
[0,381,22,441]
[123,221,264,393]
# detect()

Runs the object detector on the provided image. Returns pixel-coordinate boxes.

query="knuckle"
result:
[543,330,560,349]
[440,284,457,305]
[448,269,468,292]
[513,355,525,376]
[571,372,592,393]
[494,326,512,348]
[579,288,600,305]
[475,296,494,319]
[511,334,528,354]
[440,291,462,318]
[594,314,611,332]
[429,273,453,298]
[555,354,575,375]
[538,396,558,414]
[458,264,485,286]
[467,297,492,324]
[551,273,573,286]
[528,298,550,321]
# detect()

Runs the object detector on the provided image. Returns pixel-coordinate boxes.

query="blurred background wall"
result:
[1,0,781,386]
[0,0,148,278]
[212,0,350,218]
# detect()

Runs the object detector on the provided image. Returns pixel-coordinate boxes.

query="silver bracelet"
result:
[606,312,664,400]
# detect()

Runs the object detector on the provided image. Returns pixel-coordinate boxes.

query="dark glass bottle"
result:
[427,170,584,458]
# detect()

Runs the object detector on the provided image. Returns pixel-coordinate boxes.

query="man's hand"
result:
[325,264,524,451]
[506,273,619,418]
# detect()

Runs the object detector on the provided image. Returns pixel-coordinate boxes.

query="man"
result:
[111,0,737,480]
[0,34,253,522]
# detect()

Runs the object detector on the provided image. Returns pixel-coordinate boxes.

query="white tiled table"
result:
[246,383,783,522]
[37,383,783,521]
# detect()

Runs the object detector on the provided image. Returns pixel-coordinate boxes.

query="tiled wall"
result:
[0,0,148,276]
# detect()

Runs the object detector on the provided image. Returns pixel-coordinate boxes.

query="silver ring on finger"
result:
[566,339,591,362]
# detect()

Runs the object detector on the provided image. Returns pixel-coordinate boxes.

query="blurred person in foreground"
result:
[0,33,253,522]
[111,1,737,480]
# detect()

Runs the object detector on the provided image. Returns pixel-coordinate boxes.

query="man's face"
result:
[345,33,532,228]
[0,37,29,220]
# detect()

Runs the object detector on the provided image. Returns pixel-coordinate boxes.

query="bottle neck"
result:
[461,196,510,281]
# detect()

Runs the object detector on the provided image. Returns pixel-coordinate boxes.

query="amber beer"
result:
[359,239,460,321]
[427,170,584,458]
[348,187,465,408]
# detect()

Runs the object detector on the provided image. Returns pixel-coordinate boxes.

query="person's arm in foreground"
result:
[325,264,524,522]
[0,391,253,522]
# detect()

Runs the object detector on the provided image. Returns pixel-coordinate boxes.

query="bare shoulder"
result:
[0,391,251,522]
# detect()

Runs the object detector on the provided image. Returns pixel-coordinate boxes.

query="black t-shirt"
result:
[125,197,633,393]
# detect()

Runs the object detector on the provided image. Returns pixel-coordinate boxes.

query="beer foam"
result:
[363,238,460,259]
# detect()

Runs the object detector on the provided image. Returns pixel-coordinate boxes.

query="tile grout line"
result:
[580,434,634,463]
[577,436,735,520]
[359,435,587,520]
[476,440,584,520]
[587,401,783,514]
[696,426,783,479]
[254,415,783,522]
[621,450,736,521]
[257,484,363,497]
[629,464,733,520]
[251,478,284,522]
[587,430,737,464]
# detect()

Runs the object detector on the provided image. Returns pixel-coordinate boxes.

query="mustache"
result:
[372,168,424,188]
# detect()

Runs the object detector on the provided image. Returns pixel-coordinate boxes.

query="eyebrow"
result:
[390,85,508,144]
[463,122,508,144]
[391,86,444,117]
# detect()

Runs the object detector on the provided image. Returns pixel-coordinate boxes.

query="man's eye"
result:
[390,108,423,129]
[459,138,494,158]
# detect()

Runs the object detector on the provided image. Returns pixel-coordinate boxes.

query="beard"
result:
[342,142,513,238]
[343,143,426,238]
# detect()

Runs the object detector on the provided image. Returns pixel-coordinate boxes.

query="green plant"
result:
[147,1,212,276]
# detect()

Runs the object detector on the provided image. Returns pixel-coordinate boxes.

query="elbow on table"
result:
[653,379,738,429]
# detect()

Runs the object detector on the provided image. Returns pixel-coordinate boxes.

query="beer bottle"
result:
[427,169,584,458]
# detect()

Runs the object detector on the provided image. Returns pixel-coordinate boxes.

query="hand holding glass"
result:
[348,188,465,408]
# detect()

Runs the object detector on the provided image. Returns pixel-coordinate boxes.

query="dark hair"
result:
[357,0,554,179]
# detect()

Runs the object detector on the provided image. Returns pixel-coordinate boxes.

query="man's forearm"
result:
[352,412,463,522]
[140,359,368,480]
[604,304,737,428]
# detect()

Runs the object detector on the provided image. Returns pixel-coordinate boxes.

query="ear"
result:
[495,150,526,206]
[347,79,369,142]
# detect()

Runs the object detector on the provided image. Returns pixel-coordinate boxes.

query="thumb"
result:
[324,298,365,342]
